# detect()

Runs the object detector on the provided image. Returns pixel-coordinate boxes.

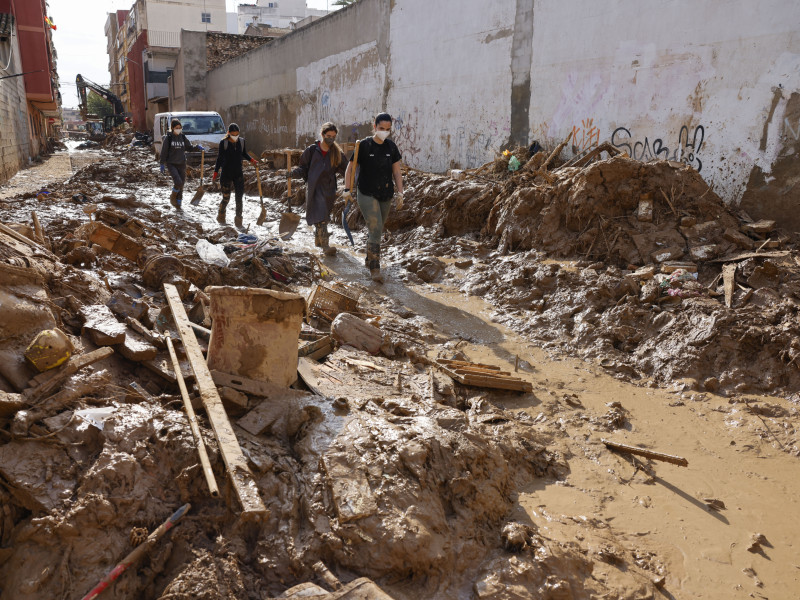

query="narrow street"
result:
[1,142,799,599]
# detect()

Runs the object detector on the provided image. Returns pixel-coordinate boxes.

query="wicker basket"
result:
[307,282,360,321]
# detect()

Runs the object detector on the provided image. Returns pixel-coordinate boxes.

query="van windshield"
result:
[177,115,225,135]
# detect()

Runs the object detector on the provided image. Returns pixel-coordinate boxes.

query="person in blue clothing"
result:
[343,113,404,282]
[291,122,347,255]
[212,123,258,228]
[159,118,205,210]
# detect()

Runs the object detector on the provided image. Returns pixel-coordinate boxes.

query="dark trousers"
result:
[166,163,186,194]
[220,174,245,217]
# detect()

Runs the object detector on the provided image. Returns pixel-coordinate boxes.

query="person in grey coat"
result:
[291,122,347,255]
[159,118,205,210]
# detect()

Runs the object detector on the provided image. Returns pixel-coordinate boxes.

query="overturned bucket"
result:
[206,286,306,387]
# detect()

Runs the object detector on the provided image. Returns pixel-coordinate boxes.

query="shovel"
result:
[342,141,360,246]
[255,163,267,226]
[278,151,301,239]
[190,150,205,206]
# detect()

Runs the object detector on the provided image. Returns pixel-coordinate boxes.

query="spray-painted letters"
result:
[611,124,705,171]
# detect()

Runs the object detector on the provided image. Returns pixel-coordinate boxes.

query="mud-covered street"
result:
[1,138,800,600]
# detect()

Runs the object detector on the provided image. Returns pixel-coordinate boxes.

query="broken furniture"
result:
[205,286,306,387]
[435,359,533,392]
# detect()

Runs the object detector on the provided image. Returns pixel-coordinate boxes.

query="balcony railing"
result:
[148,30,181,48]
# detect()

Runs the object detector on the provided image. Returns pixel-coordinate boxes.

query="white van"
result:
[153,111,226,160]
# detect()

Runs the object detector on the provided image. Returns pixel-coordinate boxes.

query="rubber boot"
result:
[367,242,383,283]
[234,214,243,229]
[217,196,229,224]
[169,188,180,209]
[175,189,183,210]
[316,222,336,256]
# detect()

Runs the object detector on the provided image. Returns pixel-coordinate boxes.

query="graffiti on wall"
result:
[611,124,706,171]
[571,118,600,151]
[785,116,800,141]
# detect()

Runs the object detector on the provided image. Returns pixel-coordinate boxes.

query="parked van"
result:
[153,111,226,160]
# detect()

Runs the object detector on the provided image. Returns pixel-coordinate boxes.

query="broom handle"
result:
[287,152,292,197]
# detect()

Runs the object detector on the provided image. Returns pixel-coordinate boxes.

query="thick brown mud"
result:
[1,140,799,599]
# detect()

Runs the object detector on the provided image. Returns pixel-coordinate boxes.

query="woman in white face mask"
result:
[159,119,205,209]
[343,112,404,283]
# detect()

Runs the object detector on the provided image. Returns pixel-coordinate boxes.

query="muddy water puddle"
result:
[318,252,800,598]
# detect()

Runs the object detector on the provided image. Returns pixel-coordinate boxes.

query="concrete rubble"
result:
[0,140,799,600]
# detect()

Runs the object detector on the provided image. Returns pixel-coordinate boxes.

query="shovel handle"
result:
[255,164,263,200]
[199,150,204,184]
[286,151,292,198]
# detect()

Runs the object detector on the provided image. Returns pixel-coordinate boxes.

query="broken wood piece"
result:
[80,304,127,346]
[211,370,289,398]
[312,561,343,591]
[297,357,325,396]
[722,263,736,308]
[298,335,335,359]
[710,250,788,263]
[31,211,46,246]
[165,333,219,498]
[88,222,146,264]
[164,283,267,517]
[436,359,532,393]
[601,438,688,467]
[741,220,776,235]
[125,316,166,348]
[24,347,114,401]
[119,332,158,362]
[723,228,755,250]
[661,262,697,274]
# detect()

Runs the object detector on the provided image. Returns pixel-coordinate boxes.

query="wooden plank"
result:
[710,250,789,263]
[451,366,513,377]
[211,370,289,398]
[164,283,267,518]
[297,357,326,396]
[437,359,501,370]
[602,438,688,467]
[722,263,736,308]
[437,362,532,392]
[89,222,145,263]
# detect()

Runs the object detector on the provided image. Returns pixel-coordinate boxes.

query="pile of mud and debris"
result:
[0,147,677,600]
[360,146,800,399]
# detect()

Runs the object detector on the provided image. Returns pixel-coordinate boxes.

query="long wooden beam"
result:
[164,283,267,518]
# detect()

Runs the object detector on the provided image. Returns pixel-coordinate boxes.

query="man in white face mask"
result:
[343,112,405,283]
[212,122,257,228]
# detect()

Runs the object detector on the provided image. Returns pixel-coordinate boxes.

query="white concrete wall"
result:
[528,0,800,214]
[199,0,800,220]
[146,0,226,35]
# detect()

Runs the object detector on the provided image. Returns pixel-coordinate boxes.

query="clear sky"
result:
[49,0,339,109]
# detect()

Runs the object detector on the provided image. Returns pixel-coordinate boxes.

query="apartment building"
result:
[236,0,328,34]
[0,0,61,184]
[107,0,226,131]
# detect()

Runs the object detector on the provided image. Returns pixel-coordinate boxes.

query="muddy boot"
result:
[175,189,183,210]
[169,188,180,209]
[217,196,229,224]
[234,215,243,229]
[367,242,383,283]
[316,222,336,256]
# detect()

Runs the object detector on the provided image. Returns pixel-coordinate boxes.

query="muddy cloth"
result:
[292,141,347,225]
[350,137,402,201]
[220,173,245,217]
[358,189,392,244]
[159,132,198,165]
[213,136,255,179]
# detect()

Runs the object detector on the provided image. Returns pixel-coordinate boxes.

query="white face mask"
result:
[374,130,390,141]
[229,134,239,142]
[173,128,182,135]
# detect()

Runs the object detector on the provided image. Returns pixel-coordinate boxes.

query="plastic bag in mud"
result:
[196,239,230,267]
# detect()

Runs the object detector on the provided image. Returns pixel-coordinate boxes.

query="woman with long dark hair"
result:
[292,122,347,255]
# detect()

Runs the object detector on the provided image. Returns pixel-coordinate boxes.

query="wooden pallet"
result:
[435,359,532,393]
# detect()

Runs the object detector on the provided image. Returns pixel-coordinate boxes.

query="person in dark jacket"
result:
[291,122,347,255]
[159,118,205,210]
[212,123,257,228]
[343,113,404,282]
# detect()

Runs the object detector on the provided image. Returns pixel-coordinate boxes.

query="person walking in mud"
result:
[159,118,205,210]
[212,123,258,228]
[291,122,347,256]
[343,113,404,282]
